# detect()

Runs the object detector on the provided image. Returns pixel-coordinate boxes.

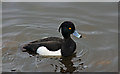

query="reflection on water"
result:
[35,52,86,73]
[60,56,77,73]
[60,52,88,73]
[2,2,118,72]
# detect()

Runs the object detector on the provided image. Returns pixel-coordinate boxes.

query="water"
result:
[2,2,118,72]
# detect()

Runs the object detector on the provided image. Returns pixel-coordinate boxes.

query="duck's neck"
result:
[64,37,72,41]
[62,36,76,57]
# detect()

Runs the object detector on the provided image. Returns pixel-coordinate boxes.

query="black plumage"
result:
[21,21,82,57]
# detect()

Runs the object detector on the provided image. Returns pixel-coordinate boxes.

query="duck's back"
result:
[22,37,63,54]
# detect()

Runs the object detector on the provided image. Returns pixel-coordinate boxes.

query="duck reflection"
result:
[59,53,78,73]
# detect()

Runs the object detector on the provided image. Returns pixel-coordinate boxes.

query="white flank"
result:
[36,46,61,56]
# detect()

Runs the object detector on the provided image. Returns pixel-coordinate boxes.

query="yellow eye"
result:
[69,27,71,30]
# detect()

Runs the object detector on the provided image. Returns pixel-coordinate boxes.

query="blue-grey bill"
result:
[73,30,82,38]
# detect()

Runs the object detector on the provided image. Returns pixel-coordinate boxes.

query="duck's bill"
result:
[73,30,82,38]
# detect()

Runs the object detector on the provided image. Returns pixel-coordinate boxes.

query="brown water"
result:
[2,2,118,72]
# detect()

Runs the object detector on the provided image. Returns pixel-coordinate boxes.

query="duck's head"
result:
[59,21,82,39]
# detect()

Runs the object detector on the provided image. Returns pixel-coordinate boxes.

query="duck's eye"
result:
[69,27,72,30]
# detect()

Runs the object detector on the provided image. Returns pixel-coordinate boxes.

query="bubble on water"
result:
[83,65,88,69]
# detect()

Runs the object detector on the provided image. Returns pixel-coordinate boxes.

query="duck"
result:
[22,21,82,57]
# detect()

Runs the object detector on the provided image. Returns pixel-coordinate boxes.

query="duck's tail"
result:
[19,42,41,54]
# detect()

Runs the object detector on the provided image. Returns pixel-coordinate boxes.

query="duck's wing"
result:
[21,37,63,54]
